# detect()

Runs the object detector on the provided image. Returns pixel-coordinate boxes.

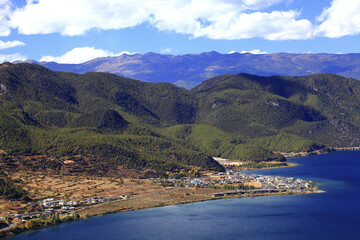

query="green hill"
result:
[0,63,222,175]
[2,63,360,176]
[192,73,360,147]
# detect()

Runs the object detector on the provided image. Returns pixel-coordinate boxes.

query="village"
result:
[150,170,319,195]
[6,194,131,221]
[1,169,321,229]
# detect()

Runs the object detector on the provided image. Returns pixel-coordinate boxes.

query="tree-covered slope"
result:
[0,63,197,128]
[0,63,222,175]
[192,73,360,147]
[2,62,360,174]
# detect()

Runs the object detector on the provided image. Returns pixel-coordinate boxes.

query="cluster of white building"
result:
[42,195,130,208]
[237,174,314,191]
[151,170,316,192]
[6,194,132,221]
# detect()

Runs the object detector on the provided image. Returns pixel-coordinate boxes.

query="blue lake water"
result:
[11,151,360,240]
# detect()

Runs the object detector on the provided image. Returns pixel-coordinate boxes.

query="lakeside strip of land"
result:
[276,147,359,159]
[2,147,357,239]
[77,171,323,218]
[0,167,323,239]
[76,185,324,219]
[212,157,298,171]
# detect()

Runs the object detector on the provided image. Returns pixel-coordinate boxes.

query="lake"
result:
[11,151,360,240]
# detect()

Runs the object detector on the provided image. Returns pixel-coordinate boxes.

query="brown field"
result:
[0,172,175,216]
[0,199,27,217]
[244,182,262,188]
[0,171,228,218]
[0,160,298,218]
[76,187,224,218]
[16,173,168,200]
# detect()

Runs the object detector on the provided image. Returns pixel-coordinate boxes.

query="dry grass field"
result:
[0,171,229,218]
[0,161,297,218]
[76,187,225,218]
[0,172,175,216]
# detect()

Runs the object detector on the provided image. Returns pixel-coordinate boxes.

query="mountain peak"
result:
[23,52,360,89]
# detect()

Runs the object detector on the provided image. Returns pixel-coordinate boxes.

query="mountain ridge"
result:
[2,63,360,176]
[19,52,360,89]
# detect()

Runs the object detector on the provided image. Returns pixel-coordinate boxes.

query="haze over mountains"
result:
[25,52,360,89]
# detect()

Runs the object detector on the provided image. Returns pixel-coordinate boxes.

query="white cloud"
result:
[0,0,11,36]
[39,47,132,64]
[10,0,150,36]
[230,49,268,54]
[7,0,360,41]
[194,10,314,40]
[160,47,172,53]
[9,0,315,40]
[315,0,360,38]
[0,40,25,49]
[0,53,27,63]
[142,0,314,40]
[117,51,135,56]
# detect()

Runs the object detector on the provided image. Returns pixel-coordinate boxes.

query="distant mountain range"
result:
[23,52,360,89]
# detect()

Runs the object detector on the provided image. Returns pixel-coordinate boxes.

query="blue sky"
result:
[0,0,360,63]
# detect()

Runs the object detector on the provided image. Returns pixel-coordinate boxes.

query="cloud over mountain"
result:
[0,40,25,49]
[40,47,131,64]
[0,53,26,62]
[229,49,268,54]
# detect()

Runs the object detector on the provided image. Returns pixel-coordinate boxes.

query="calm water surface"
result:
[11,151,360,240]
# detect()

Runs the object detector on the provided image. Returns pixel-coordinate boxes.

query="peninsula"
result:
[0,167,322,239]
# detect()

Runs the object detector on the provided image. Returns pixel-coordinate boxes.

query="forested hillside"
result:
[1,63,360,176]
[0,63,222,176]
[192,73,360,147]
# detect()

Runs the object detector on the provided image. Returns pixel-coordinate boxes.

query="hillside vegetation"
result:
[0,63,222,176]
[192,73,360,147]
[1,63,360,176]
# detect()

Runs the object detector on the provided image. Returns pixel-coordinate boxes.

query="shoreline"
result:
[0,159,319,239]
[279,147,360,159]
[213,157,298,171]
[1,187,325,239]
[334,147,360,151]
[244,162,299,171]
[275,148,335,158]
[76,188,324,218]
[0,170,322,239]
